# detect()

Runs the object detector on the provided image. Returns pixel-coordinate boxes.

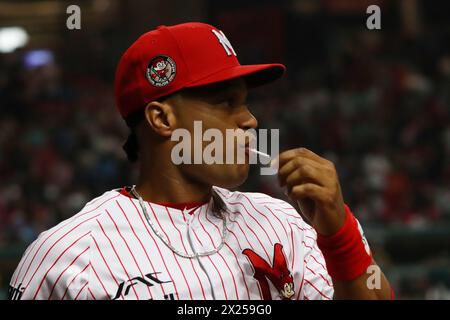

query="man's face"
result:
[172,78,258,189]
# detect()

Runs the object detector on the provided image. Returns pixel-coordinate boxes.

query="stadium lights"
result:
[0,27,29,53]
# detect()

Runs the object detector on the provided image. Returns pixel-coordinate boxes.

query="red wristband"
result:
[316,205,372,281]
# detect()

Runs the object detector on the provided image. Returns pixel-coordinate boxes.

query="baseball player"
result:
[9,22,392,300]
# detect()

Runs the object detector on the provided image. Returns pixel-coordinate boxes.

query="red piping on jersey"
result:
[119,187,208,212]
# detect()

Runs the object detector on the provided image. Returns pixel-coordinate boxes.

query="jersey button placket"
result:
[186,207,217,299]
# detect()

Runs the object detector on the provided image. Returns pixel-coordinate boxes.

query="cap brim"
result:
[185,63,286,89]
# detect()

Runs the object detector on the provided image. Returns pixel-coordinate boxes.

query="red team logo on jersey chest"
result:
[243,243,295,300]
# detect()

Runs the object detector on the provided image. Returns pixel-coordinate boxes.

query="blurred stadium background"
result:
[1,0,449,299]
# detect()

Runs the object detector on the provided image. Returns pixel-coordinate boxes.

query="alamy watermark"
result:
[366,5,381,30]
[170,121,279,175]
[66,5,81,30]
[366,265,382,290]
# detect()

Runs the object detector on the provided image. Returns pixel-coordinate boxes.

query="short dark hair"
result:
[122,94,174,163]
[122,109,145,163]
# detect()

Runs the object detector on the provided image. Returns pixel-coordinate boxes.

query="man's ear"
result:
[143,101,177,137]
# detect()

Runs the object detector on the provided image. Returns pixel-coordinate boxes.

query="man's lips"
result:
[232,144,250,159]
[240,144,250,155]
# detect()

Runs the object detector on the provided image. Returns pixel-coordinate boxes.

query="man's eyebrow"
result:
[219,82,247,96]
[228,85,248,100]
[208,83,236,96]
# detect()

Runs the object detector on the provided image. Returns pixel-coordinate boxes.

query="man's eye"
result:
[216,99,232,107]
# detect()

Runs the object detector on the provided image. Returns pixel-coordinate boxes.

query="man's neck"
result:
[135,161,212,205]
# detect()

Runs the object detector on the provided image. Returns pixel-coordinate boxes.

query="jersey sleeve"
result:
[283,206,335,300]
[298,224,334,300]
[8,226,93,300]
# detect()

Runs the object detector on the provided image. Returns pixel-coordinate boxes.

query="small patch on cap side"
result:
[146,55,176,87]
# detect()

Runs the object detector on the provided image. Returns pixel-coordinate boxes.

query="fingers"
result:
[283,163,325,189]
[279,157,335,188]
[288,183,330,204]
[276,147,331,168]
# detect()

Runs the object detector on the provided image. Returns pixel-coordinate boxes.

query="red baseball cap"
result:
[115,22,286,119]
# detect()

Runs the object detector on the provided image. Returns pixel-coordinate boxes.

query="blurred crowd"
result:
[0,51,132,246]
[252,29,450,231]
[1,16,450,299]
[0,25,450,245]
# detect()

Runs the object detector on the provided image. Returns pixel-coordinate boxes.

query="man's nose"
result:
[238,108,258,131]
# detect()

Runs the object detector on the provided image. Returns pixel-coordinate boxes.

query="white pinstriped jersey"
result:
[9,186,335,300]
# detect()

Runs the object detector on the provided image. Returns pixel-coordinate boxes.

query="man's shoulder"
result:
[32,189,122,251]
[81,189,123,215]
[213,186,290,206]
[213,186,304,222]
[9,190,123,298]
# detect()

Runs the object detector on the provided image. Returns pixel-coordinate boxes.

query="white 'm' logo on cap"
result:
[211,29,237,57]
